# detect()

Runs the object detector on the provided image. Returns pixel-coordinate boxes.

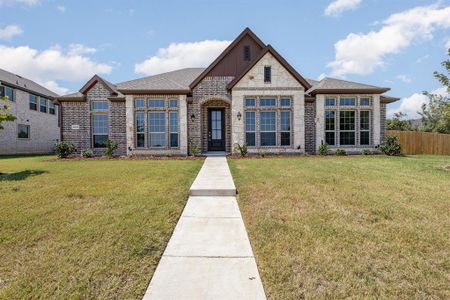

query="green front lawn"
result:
[229,155,450,299]
[0,156,202,299]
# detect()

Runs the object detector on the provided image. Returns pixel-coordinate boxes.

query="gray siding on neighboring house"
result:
[0,89,60,154]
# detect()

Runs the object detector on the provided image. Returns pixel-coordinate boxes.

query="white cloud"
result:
[328,4,450,77]
[388,87,448,118]
[57,5,65,12]
[68,43,96,56]
[325,0,362,16]
[41,80,69,95]
[135,40,231,75]
[0,0,40,6]
[0,44,112,95]
[0,25,23,40]
[396,74,412,83]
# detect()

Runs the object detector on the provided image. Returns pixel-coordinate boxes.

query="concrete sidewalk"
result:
[143,157,266,300]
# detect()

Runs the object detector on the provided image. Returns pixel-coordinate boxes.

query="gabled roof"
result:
[189,27,266,89]
[117,68,204,94]
[306,77,390,95]
[227,45,312,90]
[0,67,59,99]
[59,74,125,101]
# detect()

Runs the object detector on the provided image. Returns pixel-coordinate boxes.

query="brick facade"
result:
[61,101,90,152]
[305,101,316,153]
[201,99,232,152]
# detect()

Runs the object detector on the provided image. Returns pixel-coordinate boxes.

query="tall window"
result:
[340,111,355,145]
[135,112,145,147]
[325,111,336,145]
[40,98,47,113]
[264,66,271,83]
[17,124,30,139]
[280,111,291,146]
[260,111,276,146]
[148,112,166,147]
[29,94,38,110]
[170,112,179,148]
[92,114,108,147]
[245,111,256,146]
[1,86,14,101]
[49,101,55,115]
[244,45,251,61]
[360,111,370,145]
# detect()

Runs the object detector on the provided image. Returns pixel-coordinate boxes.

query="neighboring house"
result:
[0,68,60,155]
[58,28,399,156]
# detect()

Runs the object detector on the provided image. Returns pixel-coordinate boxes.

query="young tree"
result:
[0,84,16,130]
[420,49,450,133]
[387,112,412,131]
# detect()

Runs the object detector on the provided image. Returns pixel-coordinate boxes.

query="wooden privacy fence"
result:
[386,130,450,155]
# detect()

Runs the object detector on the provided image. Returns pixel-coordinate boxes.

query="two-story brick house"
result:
[0,68,60,154]
[58,28,399,156]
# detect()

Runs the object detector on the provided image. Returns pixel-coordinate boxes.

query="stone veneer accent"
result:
[190,76,234,153]
[231,52,305,154]
[380,103,386,143]
[305,101,316,153]
[125,94,188,156]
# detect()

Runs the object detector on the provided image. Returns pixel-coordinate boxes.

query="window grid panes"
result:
[245,111,256,146]
[360,111,370,145]
[280,98,291,107]
[92,114,108,148]
[17,124,30,139]
[135,112,145,147]
[49,101,55,115]
[325,97,336,106]
[325,111,336,146]
[40,98,47,113]
[280,111,291,146]
[4,86,14,101]
[260,111,276,146]
[29,95,38,110]
[360,97,371,106]
[170,112,179,148]
[340,111,355,145]
[148,112,166,147]
[260,98,276,107]
[148,99,165,108]
[169,99,178,108]
[245,98,256,107]
[135,99,145,108]
[264,66,271,83]
[340,97,356,106]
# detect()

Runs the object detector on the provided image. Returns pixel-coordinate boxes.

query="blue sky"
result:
[0,0,449,118]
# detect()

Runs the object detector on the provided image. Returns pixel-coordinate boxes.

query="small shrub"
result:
[335,149,347,156]
[318,141,329,156]
[361,149,373,155]
[81,149,94,158]
[188,138,200,157]
[54,141,76,158]
[258,150,267,157]
[235,143,248,157]
[103,139,118,157]
[380,135,402,156]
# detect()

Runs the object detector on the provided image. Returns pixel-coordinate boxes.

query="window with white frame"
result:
[17,124,30,139]
[49,101,55,115]
[148,112,166,147]
[0,86,14,101]
[29,94,38,110]
[325,111,336,146]
[245,111,256,146]
[40,98,47,113]
[339,111,356,145]
[360,111,370,145]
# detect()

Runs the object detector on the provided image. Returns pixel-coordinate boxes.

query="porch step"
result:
[189,157,237,196]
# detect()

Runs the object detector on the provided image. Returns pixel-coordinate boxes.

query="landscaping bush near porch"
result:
[229,155,450,299]
[0,155,202,299]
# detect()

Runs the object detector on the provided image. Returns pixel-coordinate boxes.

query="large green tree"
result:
[419,49,450,133]
[387,112,412,131]
[0,84,16,130]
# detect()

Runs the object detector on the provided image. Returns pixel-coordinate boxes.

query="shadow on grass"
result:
[0,170,47,181]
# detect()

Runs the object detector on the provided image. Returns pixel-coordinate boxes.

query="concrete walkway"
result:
[143,157,266,300]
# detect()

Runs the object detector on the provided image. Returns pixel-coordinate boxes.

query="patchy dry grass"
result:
[229,155,450,299]
[0,155,202,299]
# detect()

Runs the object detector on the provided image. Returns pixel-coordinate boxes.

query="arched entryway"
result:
[201,98,231,153]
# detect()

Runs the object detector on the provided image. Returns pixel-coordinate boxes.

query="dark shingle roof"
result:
[116,68,205,92]
[0,67,59,98]
[306,77,389,94]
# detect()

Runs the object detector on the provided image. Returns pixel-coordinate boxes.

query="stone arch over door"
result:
[201,98,231,153]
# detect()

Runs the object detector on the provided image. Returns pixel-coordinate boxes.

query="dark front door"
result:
[208,108,225,151]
